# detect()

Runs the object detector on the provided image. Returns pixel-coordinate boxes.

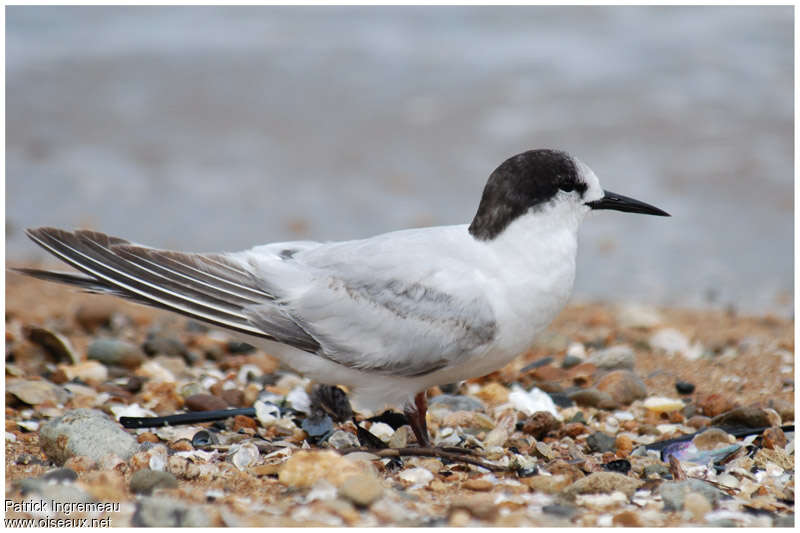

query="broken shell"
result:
[231,443,260,470]
[254,401,280,426]
[26,326,80,364]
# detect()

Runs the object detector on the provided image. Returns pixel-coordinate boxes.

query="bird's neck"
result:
[476,203,583,355]
[480,202,581,314]
[485,202,583,256]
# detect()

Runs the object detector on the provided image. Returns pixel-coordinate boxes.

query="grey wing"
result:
[244,265,498,377]
[20,228,323,351]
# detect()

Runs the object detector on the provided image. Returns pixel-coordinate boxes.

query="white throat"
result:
[490,195,586,250]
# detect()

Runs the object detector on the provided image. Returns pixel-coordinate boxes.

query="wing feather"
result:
[242,229,498,377]
[22,226,496,378]
[23,228,273,338]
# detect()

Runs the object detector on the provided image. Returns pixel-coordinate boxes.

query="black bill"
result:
[586,190,670,216]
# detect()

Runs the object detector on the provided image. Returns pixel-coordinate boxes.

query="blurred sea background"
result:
[6,6,793,316]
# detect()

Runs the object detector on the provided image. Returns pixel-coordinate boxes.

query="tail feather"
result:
[21,227,275,339]
[12,267,122,294]
[12,267,188,310]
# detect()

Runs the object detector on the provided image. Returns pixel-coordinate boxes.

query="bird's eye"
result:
[561,184,575,192]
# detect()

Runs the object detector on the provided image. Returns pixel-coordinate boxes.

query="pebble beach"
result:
[6,6,793,528]
[5,270,794,527]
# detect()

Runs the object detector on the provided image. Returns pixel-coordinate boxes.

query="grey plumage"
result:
[20,227,277,339]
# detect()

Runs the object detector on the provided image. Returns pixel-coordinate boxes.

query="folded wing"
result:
[244,231,498,377]
[21,227,292,341]
[21,226,497,377]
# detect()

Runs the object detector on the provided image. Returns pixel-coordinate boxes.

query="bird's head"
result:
[468,149,669,241]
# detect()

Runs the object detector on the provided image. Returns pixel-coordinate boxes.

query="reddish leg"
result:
[404,391,431,447]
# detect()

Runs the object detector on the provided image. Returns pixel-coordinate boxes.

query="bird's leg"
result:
[404,392,431,448]
[339,391,502,471]
[403,392,474,455]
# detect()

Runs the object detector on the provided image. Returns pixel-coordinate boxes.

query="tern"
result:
[17,149,669,447]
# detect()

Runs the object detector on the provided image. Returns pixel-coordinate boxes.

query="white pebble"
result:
[566,342,586,359]
[286,386,311,414]
[596,513,614,527]
[58,361,108,382]
[368,422,395,442]
[147,444,168,471]
[397,467,433,486]
[62,383,98,398]
[717,473,739,488]
[276,374,309,391]
[155,425,199,442]
[617,303,663,329]
[435,427,462,447]
[136,361,176,382]
[389,425,411,448]
[328,430,360,449]
[110,403,156,420]
[200,376,219,389]
[649,328,703,360]
[343,451,381,462]
[508,385,561,419]
[656,423,682,435]
[17,420,39,432]
[765,462,784,478]
[303,479,338,503]
[575,491,628,510]
[643,397,684,413]
[205,489,225,501]
[483,426,509,448]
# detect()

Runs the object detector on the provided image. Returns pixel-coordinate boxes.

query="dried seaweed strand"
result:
[337,446,507,472]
